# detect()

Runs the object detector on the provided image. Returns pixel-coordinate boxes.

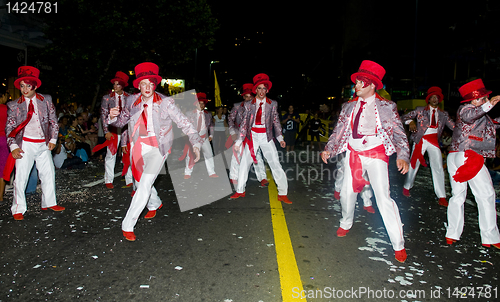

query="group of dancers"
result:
[6,60,500,262]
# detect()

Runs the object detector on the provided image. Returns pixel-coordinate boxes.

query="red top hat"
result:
[241,83,254,96]
[459,79,492,103]
[252,73,272,94]
[195,92,210,106]
[350,60,385,90]
[111,71,129,87]
[14,66,42,89]
[133,62,163,89]
[425,86,444,103]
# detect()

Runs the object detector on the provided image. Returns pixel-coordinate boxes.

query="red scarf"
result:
[348,144,388,193]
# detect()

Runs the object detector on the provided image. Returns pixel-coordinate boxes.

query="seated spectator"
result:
[67,115,92,159]
[58,115,69,137]
[53,136,85,169]
[85,115,99,150]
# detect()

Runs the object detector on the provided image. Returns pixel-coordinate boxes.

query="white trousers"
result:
[404,140,446,198]
[11,141,56,214]
[341,149,405,251]
[335,152,373,206]
[445,152,500,244]
[236,132,287,195]
[229,146,266,181]
[184,138,215,176]
[104,134,133,185]
[122,143,165,232]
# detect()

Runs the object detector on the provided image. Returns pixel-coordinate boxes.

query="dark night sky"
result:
[204,0,500,111]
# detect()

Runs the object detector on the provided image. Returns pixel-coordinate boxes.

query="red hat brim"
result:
[111,78,129,87]
[460,90,492,103]
[350,72,383,90]
[133,75,162,89]
[14,77,41,90]
[425,91,444,103]
[252,80,272,94]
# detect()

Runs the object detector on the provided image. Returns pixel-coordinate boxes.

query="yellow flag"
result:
[214,71,221,107]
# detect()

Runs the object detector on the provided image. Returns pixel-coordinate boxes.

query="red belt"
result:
[410,133,439,169]
[251,127,266,133]
[348,144,388,193]
[452,150,484,183]
[23,137,45,143]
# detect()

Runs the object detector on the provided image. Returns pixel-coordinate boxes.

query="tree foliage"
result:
[36,0,218,110]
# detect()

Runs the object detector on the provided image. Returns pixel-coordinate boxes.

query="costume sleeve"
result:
[390,102,410,162]
[272,103,283,142]
[167,99,203,149]
[460,104,488,124]
[227,105,238,135]
[46,95,59,144]
[100,96,110,134]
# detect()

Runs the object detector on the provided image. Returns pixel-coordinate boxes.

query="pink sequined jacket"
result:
[401,105,455,144]
[237,98,283,143]
[324,95,410,162]
[6,93,59,149]
[228,101,246,136]
[109,92,203,156]
[449,103,500,158]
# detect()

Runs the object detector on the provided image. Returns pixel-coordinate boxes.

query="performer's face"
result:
[113,81,124,94]
[19,81,37,99]
[242,93,253,102]
[255,84,268,99]
[471,96,487,107]
[139,79,155,100]
[428,95,440,107]
[196,101,205,111]
[355,80,375,99]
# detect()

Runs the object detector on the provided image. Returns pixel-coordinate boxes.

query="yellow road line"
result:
[267,170,306,301]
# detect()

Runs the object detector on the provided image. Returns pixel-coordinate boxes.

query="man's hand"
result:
[234,144,240,153]
[11,148,24,159]
[208,136,212,142]
[397,159,409,174]
[109,106,120,120]
[122,145,129,154]
[48,143,56,151]
[490,95,500,106]
[105,132,114,140]
[193,147,201,162]
[408,120,417,132]
[321,151,331,164]
[280,141,286,148]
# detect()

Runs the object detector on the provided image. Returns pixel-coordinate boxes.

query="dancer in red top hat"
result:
[109,62,202,241]
[231,74,291,204]
[99,71,133,189]
[321,60,410,263]
[182,92,218,179]
[6,66,64,220]
[227,83,267,186]
[401,87,455,206]
[445,79,500,249]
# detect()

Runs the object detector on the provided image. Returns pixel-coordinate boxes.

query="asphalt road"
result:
[0,145,499,302]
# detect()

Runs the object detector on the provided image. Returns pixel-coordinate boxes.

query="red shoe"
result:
[125,183,133,188]
[402,188,410,197]
[144,204,163,219]
[230,179,238,185]
[260,179,269,187]
[41,205,65,211]
[209,174,219,178]
[446,237,456,245]
[363,206,375,214]
[395,249,407,263]
[184,175,191,179]
[105,183,114,189]
[438,198,448,207]
[334,191,340,200]
[337,227,349,237]
[230,192,246,199]
[482,243,500,249]
[278,195,292,204]
[13,213,24,221]
[122,231,136,241]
